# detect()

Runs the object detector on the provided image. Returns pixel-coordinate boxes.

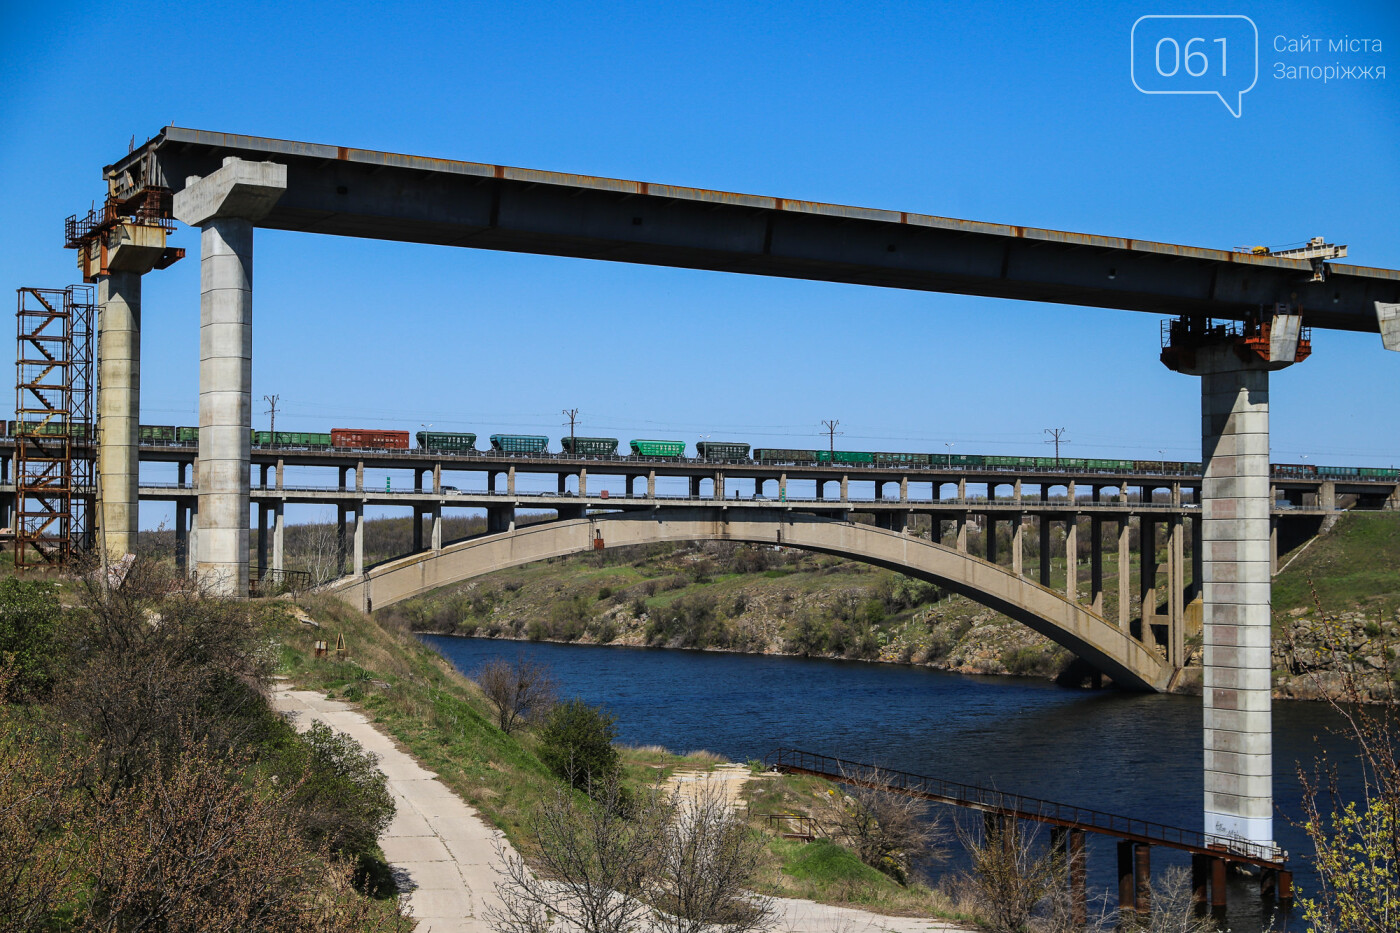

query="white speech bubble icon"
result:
[1132,15,1258,117]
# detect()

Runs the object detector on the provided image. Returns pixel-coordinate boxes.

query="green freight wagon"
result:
[560,436,619,456]
[417,431,477,452]
[490,434,550,454]
[13,420,90,440]
[139,424,176,444]
[253,431,334,447]
[754,448,819,462]
[629,439,686,458]
[818,450,874,464]
[984,455,1035,468]
[696,441,750,461]
[947,454,984,467]
[1034,457,1088,469]
[1359,467,1399,480]
[873,451,933,465]
[1083,458,1134,471]
[177,426,199,444]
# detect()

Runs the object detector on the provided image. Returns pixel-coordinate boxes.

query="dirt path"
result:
[272,687,963,933]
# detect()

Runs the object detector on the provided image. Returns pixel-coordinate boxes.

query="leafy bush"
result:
[537,699,619,790]
[274,720,395,858]
[0,578,61,702]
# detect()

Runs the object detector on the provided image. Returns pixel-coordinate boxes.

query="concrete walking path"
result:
[271,686,962,933]
[272,686,504,932]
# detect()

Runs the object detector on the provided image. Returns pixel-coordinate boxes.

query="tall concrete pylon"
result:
[1164,314,1303,849]
[94,224,170,559]
[173,158,286,596]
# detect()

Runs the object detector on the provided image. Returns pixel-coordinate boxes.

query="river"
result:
[421,635,1360,932]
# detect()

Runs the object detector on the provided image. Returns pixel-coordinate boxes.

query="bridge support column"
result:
[840,475,848,501]
[353,508,364,576]
[1134,844,1151,914]
[175,157,286,596]
[1269,516,1278,574]
[175,499,189,573]
[431,504,441,551]
[1069,830,1087,926]
[271,500,284,574]
[1038,516,1051,586]
[338,466,349,491]
[957,477,966,501]
[899,477,908,501]
[336,505,347,574]
[256,502,268,585]
[1140,518,1158,646]
[647,470,656,498]
[985,516,997,563]
[1170,514,1185,666]
[433,463,441,494]
[1011,514,1023,576]
[1064,517,1078,601]
[1118,516,1131,629]
[578,467,587,498]
[956,513,968,552]
[558,473,567,495]
[1090,515,1104,615]
[275,458,284,490]
[356,461,364,492]
[97,270,148,560]
[1117,841,1137,920]
[1174,342,1284,849]
[874,481,882,501]
[507,465,516,495]
[777,472,785,501]
[412,508,423,553]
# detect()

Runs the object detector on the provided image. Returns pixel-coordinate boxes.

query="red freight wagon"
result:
[331,428,411,450]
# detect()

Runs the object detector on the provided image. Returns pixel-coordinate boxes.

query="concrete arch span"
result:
[329,509,1172,691]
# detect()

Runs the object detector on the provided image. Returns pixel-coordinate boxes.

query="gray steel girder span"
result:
[105,128,1400,332]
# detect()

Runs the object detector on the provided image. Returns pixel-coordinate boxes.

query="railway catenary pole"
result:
[562,408,579,456]
[821,419,841,456]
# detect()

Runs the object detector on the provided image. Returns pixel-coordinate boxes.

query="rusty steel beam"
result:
[104,128,1400,333]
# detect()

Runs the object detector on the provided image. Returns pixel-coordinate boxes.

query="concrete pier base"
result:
[174,157,286,596]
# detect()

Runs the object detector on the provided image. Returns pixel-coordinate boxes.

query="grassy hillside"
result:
[1273,512,1400,618]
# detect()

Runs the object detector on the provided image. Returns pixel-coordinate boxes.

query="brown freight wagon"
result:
[331,428,411,450]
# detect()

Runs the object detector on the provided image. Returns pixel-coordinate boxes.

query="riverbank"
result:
[270,595,975,928]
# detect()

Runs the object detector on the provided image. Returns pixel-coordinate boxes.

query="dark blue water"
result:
[422,636,1357,931]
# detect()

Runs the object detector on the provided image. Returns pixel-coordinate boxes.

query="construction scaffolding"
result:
[14,286,95,569]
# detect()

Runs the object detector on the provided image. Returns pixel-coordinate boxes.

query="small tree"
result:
[1285,595,1400,933]
[476,655,557,735]
[538,699,620,792]
[820,765,944,883]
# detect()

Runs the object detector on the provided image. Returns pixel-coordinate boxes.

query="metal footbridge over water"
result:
[22,126,1400,857]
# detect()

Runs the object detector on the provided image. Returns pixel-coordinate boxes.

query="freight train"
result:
[3,420,1394,480]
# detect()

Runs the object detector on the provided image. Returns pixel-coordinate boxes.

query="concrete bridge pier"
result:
[173,157,286,596]
[1170,335,1297,850]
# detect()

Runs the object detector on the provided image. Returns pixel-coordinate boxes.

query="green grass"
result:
[1273,513,1400,619]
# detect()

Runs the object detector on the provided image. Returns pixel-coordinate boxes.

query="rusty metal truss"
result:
[14,286,94,569]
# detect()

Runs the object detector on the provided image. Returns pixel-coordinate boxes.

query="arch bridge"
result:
[326,508,1176,692]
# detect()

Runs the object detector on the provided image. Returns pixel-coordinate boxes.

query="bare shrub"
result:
[820,765,945,883]
[60,558,276,789]
[488,773,669,933]
[958,816,1064,933]
[650,776,775,933]
[1120,865,1215,933]
[475,655,559,735]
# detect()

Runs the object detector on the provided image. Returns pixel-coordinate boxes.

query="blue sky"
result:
[2,1,1398,520]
